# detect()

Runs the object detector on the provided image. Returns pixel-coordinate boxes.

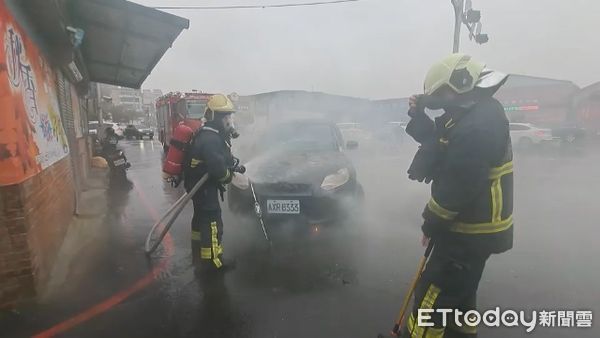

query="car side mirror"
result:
[346,140,359,150]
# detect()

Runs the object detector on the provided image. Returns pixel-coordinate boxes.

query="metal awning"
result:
[69,0,189,88]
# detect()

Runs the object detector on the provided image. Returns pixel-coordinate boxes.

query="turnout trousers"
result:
[403,242,490,338]
[190,197,224,269]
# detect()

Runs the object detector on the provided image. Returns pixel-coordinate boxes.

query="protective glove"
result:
[407,142,439,183]
[421,95,453,111]
[406,95,432,144]
[408,94,426,118]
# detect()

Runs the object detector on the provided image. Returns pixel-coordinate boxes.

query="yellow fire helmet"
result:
[205,94,236,121]
[423,53,486,95]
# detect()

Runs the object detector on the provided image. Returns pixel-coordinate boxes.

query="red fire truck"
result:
[156,91,213,152]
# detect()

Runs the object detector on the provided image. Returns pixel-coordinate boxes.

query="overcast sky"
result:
[132,0,600,99]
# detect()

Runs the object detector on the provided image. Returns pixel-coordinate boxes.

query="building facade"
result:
[0,0,90,308]
[99,84,144,113]
[0,0,188,308]
[494,74,580,128]
[572,82,600,139]
[142,89,163,125]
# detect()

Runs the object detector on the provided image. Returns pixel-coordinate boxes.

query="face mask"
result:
[222,114,235,134]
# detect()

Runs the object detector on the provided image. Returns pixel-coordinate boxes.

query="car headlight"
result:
[321,168,350,191]
[231,173,249,190]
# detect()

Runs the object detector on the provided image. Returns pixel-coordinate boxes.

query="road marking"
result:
[33,180,174,338]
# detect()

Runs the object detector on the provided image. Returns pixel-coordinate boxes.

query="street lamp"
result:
[451,0,489,52]
[465,9,481,23]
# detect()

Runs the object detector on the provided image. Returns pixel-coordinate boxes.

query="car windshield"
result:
[260,123,337,153]
[187,101,207,119]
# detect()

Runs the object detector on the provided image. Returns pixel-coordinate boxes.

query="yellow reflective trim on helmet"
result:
[427,198,458,221]
[451,215,513,234]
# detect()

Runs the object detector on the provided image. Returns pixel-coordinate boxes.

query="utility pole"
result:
[451,0,489,53]
[452,0,463,53]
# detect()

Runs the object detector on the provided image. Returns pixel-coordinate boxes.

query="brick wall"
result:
[0,156,75,308]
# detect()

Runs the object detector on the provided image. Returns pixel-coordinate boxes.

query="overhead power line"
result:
[153,0,365,10]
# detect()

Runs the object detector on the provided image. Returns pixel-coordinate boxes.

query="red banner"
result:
[0,4,69,186]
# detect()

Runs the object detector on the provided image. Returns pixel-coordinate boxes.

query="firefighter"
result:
[183,94,241,273]
[404,54,513,338]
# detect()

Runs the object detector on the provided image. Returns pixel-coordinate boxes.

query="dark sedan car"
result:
[124,125,154,140]
[228,119,363,225]
[138,126,154,139]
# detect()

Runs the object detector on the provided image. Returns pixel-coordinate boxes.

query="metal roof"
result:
[503,74,577,88]
[69,0,189,88]
[572,81,600,104]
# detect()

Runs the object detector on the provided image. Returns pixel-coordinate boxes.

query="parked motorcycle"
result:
[105,149,131,181]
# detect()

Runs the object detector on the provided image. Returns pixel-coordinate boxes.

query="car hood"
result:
[244,149,352,186]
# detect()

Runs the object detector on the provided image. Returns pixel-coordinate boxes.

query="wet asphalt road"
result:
[2,138,599,338]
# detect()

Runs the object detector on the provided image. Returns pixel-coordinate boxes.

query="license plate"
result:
[267,200,300,214]
[113,159,126,166]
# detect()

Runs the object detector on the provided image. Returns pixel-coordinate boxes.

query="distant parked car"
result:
[336,122,372,144]
[509,123,558,148]
[138,126,154,139]
[124,124,154,139]
[551,125,586,145]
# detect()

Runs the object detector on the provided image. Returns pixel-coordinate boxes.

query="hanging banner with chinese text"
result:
[0,4,70,186]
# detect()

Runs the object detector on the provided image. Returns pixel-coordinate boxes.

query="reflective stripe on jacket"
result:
[423,95,514,254]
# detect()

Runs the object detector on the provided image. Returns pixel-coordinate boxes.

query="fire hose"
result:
[145,158,247,256]
[144,173,209,255]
